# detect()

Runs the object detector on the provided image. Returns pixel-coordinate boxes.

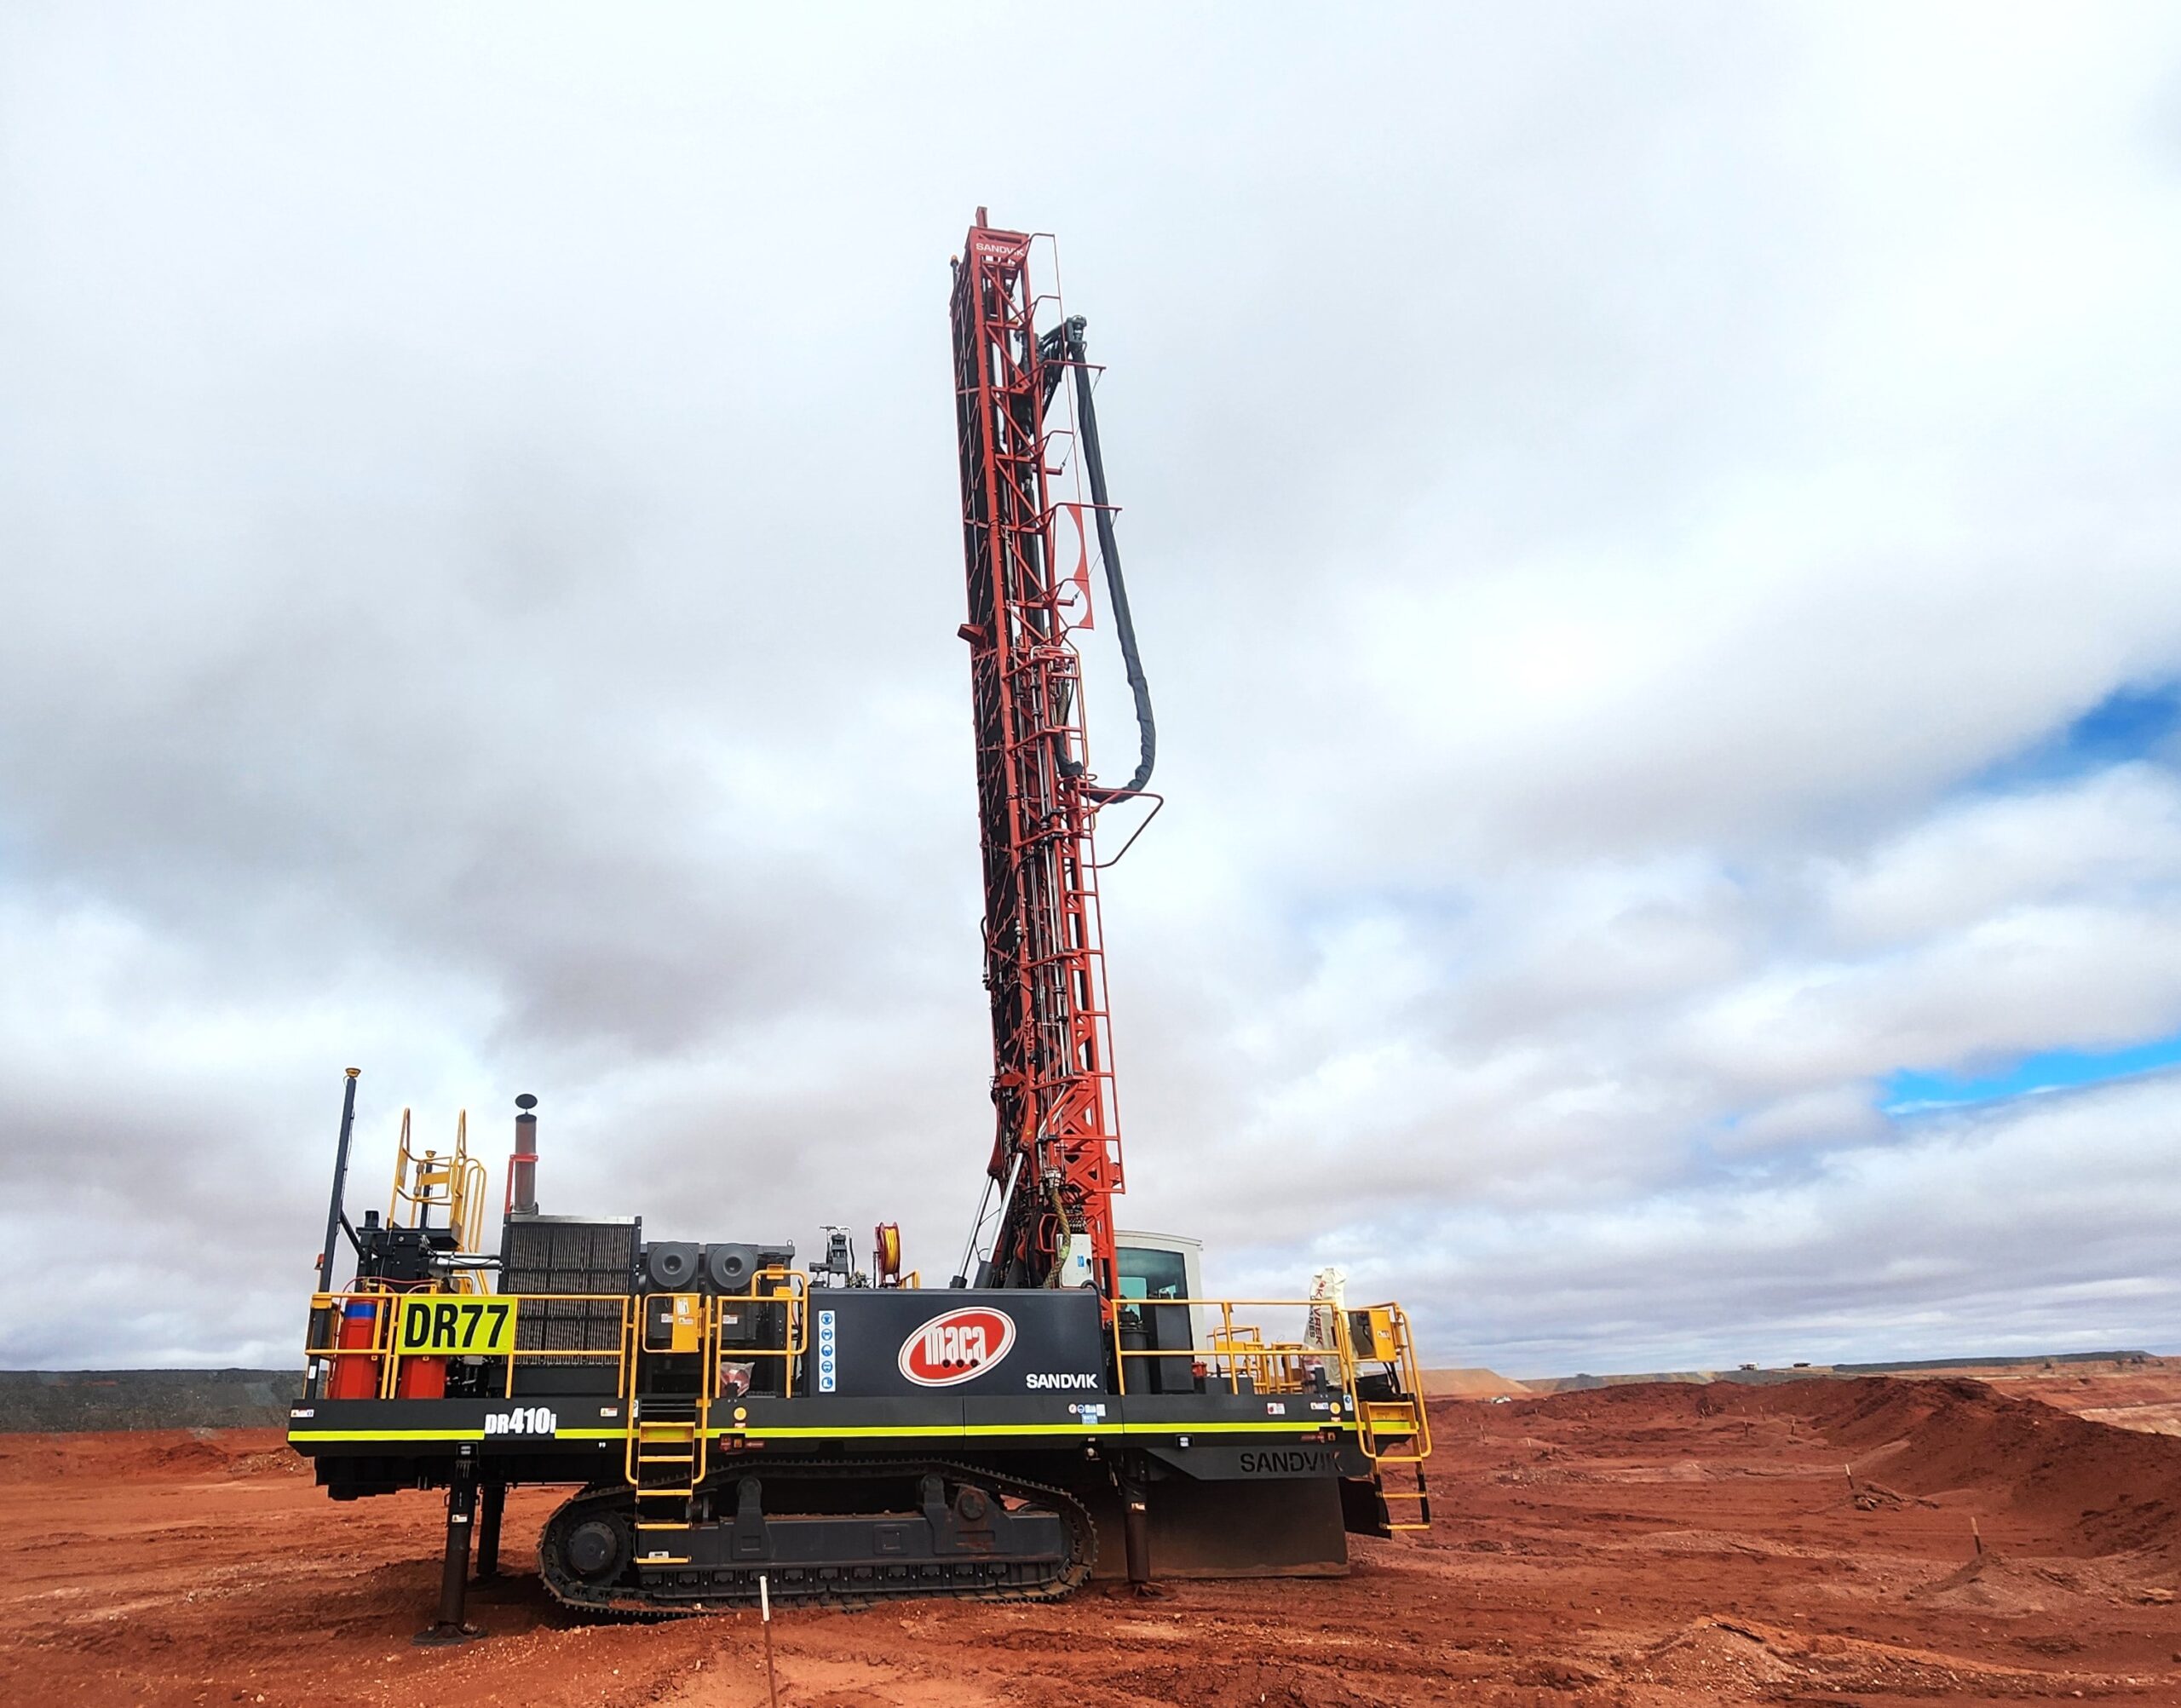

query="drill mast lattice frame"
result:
[951,215,1125,1296]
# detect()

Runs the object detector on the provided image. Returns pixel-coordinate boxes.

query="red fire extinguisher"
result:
[390,1291,448,1399]
[329,1298,383,1399]
[396,1349,448,1399]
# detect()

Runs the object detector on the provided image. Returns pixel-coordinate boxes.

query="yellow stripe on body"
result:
[1122,1420,1351,1435]
[726,1420,1332,1441]
[294,1418,1355,1446]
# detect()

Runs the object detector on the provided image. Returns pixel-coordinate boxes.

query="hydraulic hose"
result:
[1050,317,1156,797]
[1044,1179,1072,1288]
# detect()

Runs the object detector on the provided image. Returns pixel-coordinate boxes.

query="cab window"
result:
[1115,1245,1188,1303]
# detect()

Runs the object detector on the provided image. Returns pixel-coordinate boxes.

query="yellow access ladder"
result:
[628,1408,705,1563]
[1349,1303,1434,1533]
[387,1110,489,1291]
[623,1297,715,1564]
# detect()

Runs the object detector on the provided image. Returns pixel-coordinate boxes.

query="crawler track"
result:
[538,1457,1097,1615]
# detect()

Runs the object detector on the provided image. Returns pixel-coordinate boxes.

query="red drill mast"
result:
[950,211,1152,1299]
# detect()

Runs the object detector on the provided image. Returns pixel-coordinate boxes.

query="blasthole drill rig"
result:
[290,214,1431,1642]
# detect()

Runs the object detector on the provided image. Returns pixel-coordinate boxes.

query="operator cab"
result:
[1114,1229,1203,1395]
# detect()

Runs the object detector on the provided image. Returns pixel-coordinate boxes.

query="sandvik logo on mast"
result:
[898,1306,1016,1388]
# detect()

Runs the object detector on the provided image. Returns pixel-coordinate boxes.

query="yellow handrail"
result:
[304,1289,635,1401]
[1355,1302,1434,1464]
[1106,1292,1431,1466]
[304,1282,1424,1466]
[705,1268,809,1390]
[384,1111,491,1291]
[308,1276,813,1410]
[1108,1294,1361,1399]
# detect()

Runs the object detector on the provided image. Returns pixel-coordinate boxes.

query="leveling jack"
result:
[414,1464,489,1646]
[475,1479,506,1584]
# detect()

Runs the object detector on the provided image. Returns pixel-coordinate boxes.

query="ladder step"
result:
[624,1399,709,1506]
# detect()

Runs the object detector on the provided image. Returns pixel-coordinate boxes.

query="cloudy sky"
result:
[4,5,2179,1377]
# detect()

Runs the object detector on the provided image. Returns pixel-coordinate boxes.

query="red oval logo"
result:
[898,1307,1016,1388]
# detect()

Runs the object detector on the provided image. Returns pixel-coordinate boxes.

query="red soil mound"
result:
[0,1426,290,1486]
[1488,1376,2181,1566]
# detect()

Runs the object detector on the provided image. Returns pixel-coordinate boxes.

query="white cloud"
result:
[1280,1073,2181,1374]
[3,5,2181,1369]
[1817,765,2181,946]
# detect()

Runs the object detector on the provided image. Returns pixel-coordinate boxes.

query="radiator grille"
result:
[501,1217,635,1354]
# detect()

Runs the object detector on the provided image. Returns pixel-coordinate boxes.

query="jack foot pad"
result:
[412,1622,485,1647]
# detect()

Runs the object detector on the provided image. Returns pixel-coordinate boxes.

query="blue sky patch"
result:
[1977,679,2181,790]
[1883,1031,2181,1113]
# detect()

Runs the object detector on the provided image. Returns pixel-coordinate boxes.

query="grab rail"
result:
[1107,1294,1364,1399]
[302,1276,809,1405]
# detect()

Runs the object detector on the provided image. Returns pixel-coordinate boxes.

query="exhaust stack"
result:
[509,1093,539,1215]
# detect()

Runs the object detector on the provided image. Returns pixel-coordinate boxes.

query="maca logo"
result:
[898,1307,1016,1387]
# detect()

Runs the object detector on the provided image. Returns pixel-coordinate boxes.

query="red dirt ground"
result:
[3,1375,2178,1706]
[1987,1360,2181,1440]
